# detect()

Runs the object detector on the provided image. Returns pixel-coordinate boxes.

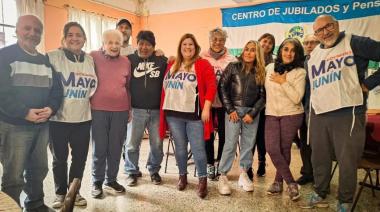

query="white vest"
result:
[308,34,363,114]
[162,66,198,113]
[48,49,98,122]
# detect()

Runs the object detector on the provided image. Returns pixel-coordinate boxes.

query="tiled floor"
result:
[1,138,379,212]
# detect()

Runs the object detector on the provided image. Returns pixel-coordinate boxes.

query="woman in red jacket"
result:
[159,33,216,199]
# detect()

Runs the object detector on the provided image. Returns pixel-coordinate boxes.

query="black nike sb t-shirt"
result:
[128,52,168,109]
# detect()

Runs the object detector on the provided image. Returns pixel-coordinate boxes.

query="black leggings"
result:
[49,121,91,195]
[252,110,266,163]
[205,107,225,164]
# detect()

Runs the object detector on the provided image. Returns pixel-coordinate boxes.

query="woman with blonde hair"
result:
[217,40,266,195]
[248,33,276,179]
[159,33,216,199]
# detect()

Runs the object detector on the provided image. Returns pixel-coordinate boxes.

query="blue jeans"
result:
[218,106,260,174]
[91,110,129,184]
[0,121,49,209]
[125,120,132,147]
[124,108,163,175]
[166,116,207,177]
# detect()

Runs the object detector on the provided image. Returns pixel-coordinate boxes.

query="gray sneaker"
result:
[287,183,301,201]
[207,164,216,180]
[299,192,329,209]
[337,202,352,212]
[267,181,283,195]
[51,194,65,209]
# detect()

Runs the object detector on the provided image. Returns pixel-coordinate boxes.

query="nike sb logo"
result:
[134,62,160,78]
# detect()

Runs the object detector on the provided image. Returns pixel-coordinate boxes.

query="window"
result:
[68,7,117,52]
[0,0,17,47]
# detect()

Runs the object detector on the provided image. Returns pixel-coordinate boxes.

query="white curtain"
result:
[68,7,117,53]
[15,0,45,52]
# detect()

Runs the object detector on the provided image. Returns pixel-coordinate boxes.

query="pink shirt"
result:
[200,50,237,107]
[90,51,131,111]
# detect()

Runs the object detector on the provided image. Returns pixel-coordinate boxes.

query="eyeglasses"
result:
[211,38,226,44]
[303,40,320,45]
[314,22,335,36]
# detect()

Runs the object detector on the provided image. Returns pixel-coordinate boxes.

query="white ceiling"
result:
[90,0,137,13]
[145,0,254,15]
[91,0,259,15]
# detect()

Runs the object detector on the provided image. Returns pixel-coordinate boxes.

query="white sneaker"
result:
[218,175,231,195]
[238,172,254,192]
[51,194,65,209]
[75,193,87,206]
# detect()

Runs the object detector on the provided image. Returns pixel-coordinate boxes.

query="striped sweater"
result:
[0,44,63,125]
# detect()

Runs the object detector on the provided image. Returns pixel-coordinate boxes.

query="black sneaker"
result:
[104,181,126,193]
[91,182,103,198]
[126,174,138,186]
[23,204,54,212]
[247,167,254,181]
[151,173,162,185]
[296,175,314,185]
[136,170,143,178]
[257,162,266,177]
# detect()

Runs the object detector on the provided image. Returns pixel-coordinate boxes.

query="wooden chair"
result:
[61,178,81,212]
[351,114,380,211]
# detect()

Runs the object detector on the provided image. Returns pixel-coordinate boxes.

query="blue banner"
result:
[222,0,380,27]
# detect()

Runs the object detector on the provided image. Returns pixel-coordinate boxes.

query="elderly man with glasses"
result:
[295,34,320,187]
[300,14,380,211]
[303,34,320,57]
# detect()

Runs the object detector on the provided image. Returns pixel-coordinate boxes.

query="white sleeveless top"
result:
[162,65,198,113]
[48,49,98,122]
[308,33,363,114]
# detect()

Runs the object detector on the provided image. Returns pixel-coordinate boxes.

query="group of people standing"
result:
[0,13,379,212]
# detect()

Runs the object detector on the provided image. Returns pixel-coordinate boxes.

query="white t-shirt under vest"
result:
[120,45,136,56]
[48,49,98,122]
[162,65,198,113]
[308,33,363,114]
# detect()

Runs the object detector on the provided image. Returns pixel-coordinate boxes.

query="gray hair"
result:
[303,34,318,41]
[209,27,228,40]
[102,29,123,43]
[16,14,43,29]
